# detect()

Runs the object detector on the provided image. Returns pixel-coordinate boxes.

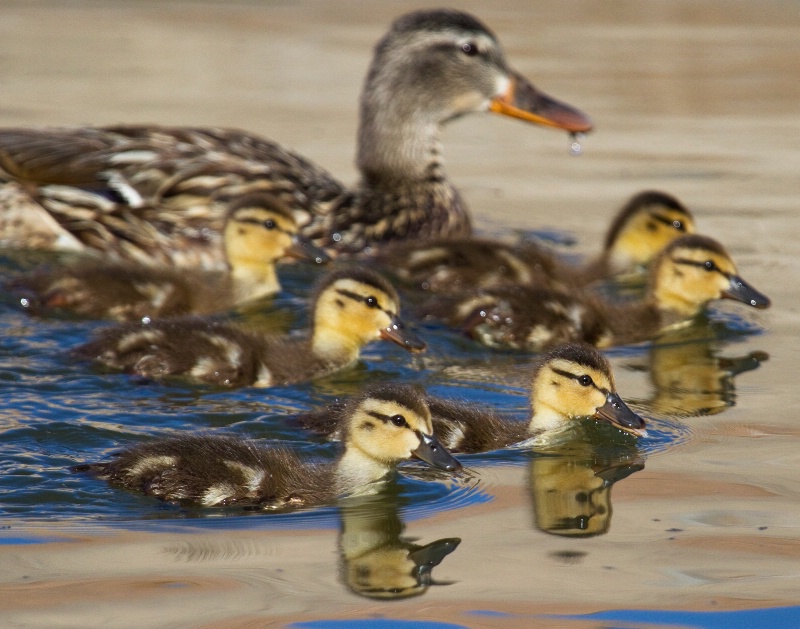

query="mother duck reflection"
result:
[0,9,592,263]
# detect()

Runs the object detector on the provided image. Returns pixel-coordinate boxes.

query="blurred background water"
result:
[0,1,798,627]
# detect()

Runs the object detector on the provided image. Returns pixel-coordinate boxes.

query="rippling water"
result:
[1,1,798,626]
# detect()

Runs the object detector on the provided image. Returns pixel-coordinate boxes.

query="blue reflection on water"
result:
[543,606,800,629]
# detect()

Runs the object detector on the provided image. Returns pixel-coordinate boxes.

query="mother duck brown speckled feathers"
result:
[0,9,591,266]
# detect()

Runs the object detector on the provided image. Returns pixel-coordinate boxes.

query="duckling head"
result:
[604,190,696,272]
[651,234,771,319]
[358,9,592,181]
[529,343,647,438]
[311,267,426,361]
[337,384,461,492]
[223,193,329,295]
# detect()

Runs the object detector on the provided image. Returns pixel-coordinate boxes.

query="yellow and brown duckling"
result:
[373,190,695,293]
[73,384,461,510]
[0,9,591,265]
[298,344,646,455]
[422,234,770,351]
[74,267,425,387]
[10,193,329,322]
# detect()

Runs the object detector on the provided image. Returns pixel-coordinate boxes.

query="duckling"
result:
[0,9,591,264]
[422,234,770,351]
[9,193,329,322]
[74,267,425,387]
[73,384,461,510]
[298,343,646,455]
[373,190,694,293]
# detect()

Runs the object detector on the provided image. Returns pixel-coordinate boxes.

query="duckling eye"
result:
[578,375,593,387]
[390,414,407,427]
[460,42,479,56]
[365,296,379,309]
[263,219,277,230]
[703,260,717,272]
[673,219,685,231]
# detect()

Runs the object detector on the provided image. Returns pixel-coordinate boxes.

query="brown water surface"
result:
[1,0,798,626]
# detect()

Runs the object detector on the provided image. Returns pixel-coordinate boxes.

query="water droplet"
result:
[569,132,584,156]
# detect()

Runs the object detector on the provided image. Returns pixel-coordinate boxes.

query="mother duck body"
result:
[0,9,591,265]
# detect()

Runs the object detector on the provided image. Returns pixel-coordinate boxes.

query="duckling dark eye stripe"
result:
[652,213,685,230]
[551,367,606,393]
[673,257,730,277]
[335,288,395,316]
[366,411,392,423]
[235,217,291,234]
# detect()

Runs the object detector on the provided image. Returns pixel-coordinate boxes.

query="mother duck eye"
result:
[390,415,407,427]
[461,42,479,56]
[578,375,593,387]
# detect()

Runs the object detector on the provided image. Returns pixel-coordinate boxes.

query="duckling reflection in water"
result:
[634,323,769,417]
[74,266,424,387]
[374,190,694,294]
[73,384,461,510]
[10,193,329,322]
[423,234,770,351]
[339,491,460,599]
[529,437,645,537]
[0,9,591,263]
[298,343,646,455]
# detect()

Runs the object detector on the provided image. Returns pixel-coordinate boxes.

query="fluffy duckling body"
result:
[75,267,425,387]
[372,190,695,294]
[74,384,461,510]
[0,10,591,264]
[10,194,328,322]
[423,234,770,351]
[298,344,646,455]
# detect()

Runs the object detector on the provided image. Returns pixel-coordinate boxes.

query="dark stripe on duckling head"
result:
[312,267,399,306]
[389,9,496,41]
[604,190,691,251]
[662,234,729,258]
[359,383,430,422]
[544,343,611,375]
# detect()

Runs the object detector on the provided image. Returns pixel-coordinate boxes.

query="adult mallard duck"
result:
[73,384,461,510]
[10,192,329,322]
[372,190,694,293]
[74,266,425,387]
[0,9,591,266]
[297,343,646,454]
[421,234,770,351]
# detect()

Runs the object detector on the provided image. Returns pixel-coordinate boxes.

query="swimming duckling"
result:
[10,193,329,322]
[0,10,591,264]
[422,234,770,351]
[371,190,694,293]
[73,384,461,510]
[74,267,425,387]
[298,344,646,454]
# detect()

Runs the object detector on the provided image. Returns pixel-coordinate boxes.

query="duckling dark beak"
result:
[286,235,331,265]
[489,71,593,133]
[412,431,462,472]
[595,392,648,438]
[380,319,427,353]
[722,275,771,309]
